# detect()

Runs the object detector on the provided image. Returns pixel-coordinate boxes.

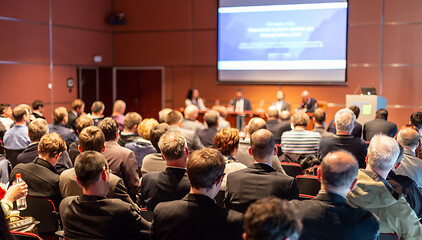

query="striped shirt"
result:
[281,130,322,155]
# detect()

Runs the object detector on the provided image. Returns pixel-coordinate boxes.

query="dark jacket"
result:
[125,139,157,168]
[266,119,291,144]
[363,118,398,141]
[48,123,78,148]
[318,135,367,168]
[327,119,362,138]
[117,133,140,147]
[197,128,218,147]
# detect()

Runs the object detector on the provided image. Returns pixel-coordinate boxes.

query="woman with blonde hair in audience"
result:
[213,128,247,190]
[125,118,159,169]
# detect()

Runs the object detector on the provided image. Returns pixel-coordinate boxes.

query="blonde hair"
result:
[138,118,159,140]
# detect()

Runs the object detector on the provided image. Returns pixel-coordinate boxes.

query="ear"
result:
[161,153,166,161]
[317,167,322,182]
[333,122,336,128]
[394,162,401,169]
[102,146,105,152]
[216,174,224,186]
[185,147,189,156]
[78,145,82,153]
[242,233,247,240]
[101,168,107,181]
[248,147,252,156]
[75,175,82,186]
[350,178,358,191]
[365,155,368,164]
[55,152,63,160]
[273,146,277,156]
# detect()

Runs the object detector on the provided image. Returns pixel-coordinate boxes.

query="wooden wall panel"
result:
[0,0,49,23]
[348,0,382,24]
[51,66,78,104]
[192,30,217,66]
[383,25,422,64]
[385,0,422,23]
[347,25,382,63]
[382,66,422,105]
[192,0,217,29]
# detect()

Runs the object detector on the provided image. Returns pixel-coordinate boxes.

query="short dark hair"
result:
[28,119,48,142]
[187,148,225,190]
[12,104,29,122]
[98,117,118,141]
[251,129,275,160]
[91,101,104,114]
[166,111,183,125]
[79,126,105,152]
[375,109,388,120]
[0,104,10,115]
[75,115,94,134]
[348,105,360,119]
[158,131,187,160]
[71,99,84,110]
[204,110,219,127]
[213,128,239,156]
[244,197,302,240]
[75,151,107,189]
[32,100,44,110]
[410,111,422,130]
[38,132,67,158]
[150,123,170,152]
[313,108,326,124]
[321,150,359,188]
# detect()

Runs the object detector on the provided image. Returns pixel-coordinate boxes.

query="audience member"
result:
[291,150,379,240]
[363,109,398,141]
[318,108,367,168]
[48,107,78,148]
[410,111,422,132]
[266,106,291,144]
[234,117,285,173]
[395,127,422,187]
[225,129,298,213]
[281,112,321,155]
[67,99,85,130]
[152,148,243,240]
[140,131,190,211]
[60,151,150,239]
[67,115,94,163]
[272,90,290,112]
[89,101,105,126]
[111,100,126,132]
[244,197,301,240]
[212,105,231,130]
[117,112,142,147]
[229,88,252,112]
[1,179,28,216]
[347,134,422,239]
[158,108,172,123]
[3,104,31,167]
[0,104,14,130]
[125,118,158,168]
[197,110,219,147]
[181,105,204,132]
[327,105,362,138]
[312,108,334,138]
[185,88,206,110]
[141,123,170,175]
[166,110,204,153]
[10,132,66,207]
[60,126,136,207]
[31,100,45,119]
[298,91,318,113]
[98,118,140,198]
[214,128,247,189]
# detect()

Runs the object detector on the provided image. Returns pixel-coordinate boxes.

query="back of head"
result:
[91,101,104,114]
[280,110,291,121]
[166,110,183,125]
[124,112,142,130]
[75,115,94,134]
[0,104,10,115]
[212,105,228,118]
[397,128,420,150]
[247,118,267,135]
[251,129,275,160]
[375,109,388,120]
[410,111,422,130]
[138,118,159,140]
[79,126,105,152]
[13,104,29,122]
[368,134,399,172]
[321,151,359,190]
[28,118,48,142]
[74,151,107,189]
[158,131,187,161]
[348,105,360,119]
[214,128,239,156]
[32,100,44,111]
[53,107,68,124]
[267,106,279,119]
[184,105,199,120]
[158,108,172,123]
[113,100,126,114]
[150,123,170,152]
[98,117,118,141]
[244,197,301,240]
[187,148,225,190]
[313,108,326,124]
[334,108,356,133]
[292,112,309,127]
[204,110,219,127]
[38,132,67,158]
[71,99,84,111]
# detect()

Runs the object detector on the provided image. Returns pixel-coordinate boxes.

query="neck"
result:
[82,185,108,197]
[38,155,56,166]
[294,126,306,130]
[166,158,187,168]
[253,157,272,165]
[314,122,323,127]
[112,112,121,117]
[15,121,26,126]
[321,185,348,198]
[366,165,389,179]
[190,187,217,199]
[122,129,135,133]
[336,130,351,136]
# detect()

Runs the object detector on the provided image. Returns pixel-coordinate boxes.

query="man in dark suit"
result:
[327,105,362,138]
[166,110,204,153]
[266,106,291,144]
[290,150,379,240]
[318,108,367,168]
[225,129,298,213]
[67,115,94,164]
[313,108,335,139]
[229,88,252,112]
[98,118,140,199]
[298,90,318,113]
[363,108,398,141]
[48,107,78,149]
[60,151,150,240]
[197,110,219,147]
[140,131,190,211]
[67,99,85,131]
[152,148,243,240]
[10,132,67,208]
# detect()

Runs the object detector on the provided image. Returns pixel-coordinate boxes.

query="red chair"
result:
[378,233,399,240]
[10,231,43,240]
[280,162,302,178]
[296,175,321,200]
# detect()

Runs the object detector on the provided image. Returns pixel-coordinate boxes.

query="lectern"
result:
[345,95,387,126]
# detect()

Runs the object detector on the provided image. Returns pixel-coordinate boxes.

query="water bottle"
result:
[13,173,27,210]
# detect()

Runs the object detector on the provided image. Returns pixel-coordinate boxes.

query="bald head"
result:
[251,129,275,161]
[397,128,420,151]
[113,100,126,114]
[267,106,279,119]
[301,91,310,102]
[184,105,199,120]
[247,118,267,136]
[321,151,358,191]
[280,110,290,121]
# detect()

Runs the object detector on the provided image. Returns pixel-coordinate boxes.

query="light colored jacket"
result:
[347,170,422,240]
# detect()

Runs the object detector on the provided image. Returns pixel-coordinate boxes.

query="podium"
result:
[346,95,386,126]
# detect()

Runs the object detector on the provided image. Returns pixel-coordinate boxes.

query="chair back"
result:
[5,148,24,168]
[296,175,321,199]
[10,231,42,240]
[378,233,399,240]
[20,196,59,234]
[280,162,302,178]
[139,208,153,222]
[214,190,225,208]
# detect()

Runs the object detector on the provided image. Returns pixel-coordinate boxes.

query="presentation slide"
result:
[218,0,348,83]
